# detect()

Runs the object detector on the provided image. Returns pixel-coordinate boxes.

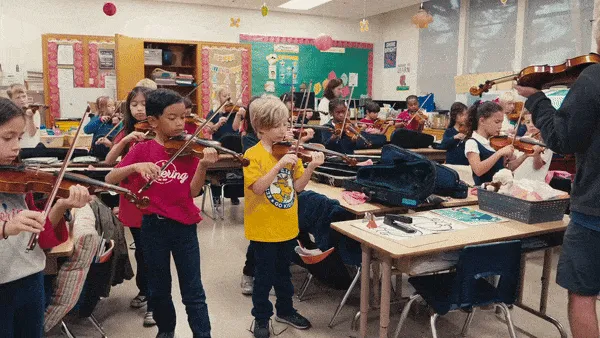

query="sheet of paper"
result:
[58,68,74,89]
[349,73,358,87]
[57,44,74,65]
[104,75,116,90]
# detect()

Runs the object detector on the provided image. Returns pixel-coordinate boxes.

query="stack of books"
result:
[175,73,194,86]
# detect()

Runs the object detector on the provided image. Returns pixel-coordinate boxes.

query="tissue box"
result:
[144,49,162,66]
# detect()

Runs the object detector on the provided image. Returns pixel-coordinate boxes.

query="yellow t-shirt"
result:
[243,142,304,242]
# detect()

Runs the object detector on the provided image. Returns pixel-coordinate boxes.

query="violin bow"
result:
[511,104,526,147]
[184,80,203,99]
[292,85,310,130]
[294,81,313,155]
[138,85,246,193]
[26,106,90,251]
[337,86,355,143]
[407,93,432,125]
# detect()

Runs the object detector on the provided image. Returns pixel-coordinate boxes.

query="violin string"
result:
[294,81,313,155]
[338,86,355,143]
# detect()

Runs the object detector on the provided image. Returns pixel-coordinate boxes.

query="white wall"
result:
[0,0,383,92]
[370,4,421,101]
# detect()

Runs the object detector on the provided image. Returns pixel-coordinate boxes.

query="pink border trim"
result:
[239,34,373,50]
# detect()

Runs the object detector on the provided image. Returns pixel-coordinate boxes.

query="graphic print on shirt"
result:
[0,201,23,222]
[265,167,295,209]
[154,160,190,185]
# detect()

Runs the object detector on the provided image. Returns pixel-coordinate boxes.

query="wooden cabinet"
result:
[423,128,445,142]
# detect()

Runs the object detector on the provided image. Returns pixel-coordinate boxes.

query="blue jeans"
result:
[251,240,296,321]
[0,272,44,338]
[142,215,211,337]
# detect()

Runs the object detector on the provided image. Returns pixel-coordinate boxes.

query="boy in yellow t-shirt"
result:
[244,95,324,338]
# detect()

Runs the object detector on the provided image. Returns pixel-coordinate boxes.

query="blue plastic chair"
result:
[393,240,522,338]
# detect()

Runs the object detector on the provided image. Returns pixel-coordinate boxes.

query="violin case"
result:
[311,157,374,187]
[343,145,468,206]
[390,129,434,149]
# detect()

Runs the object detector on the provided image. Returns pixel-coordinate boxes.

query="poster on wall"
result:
[277,55,299,86]
[397,63,410,91]
[384,41,397,69]
[99,49,115,69]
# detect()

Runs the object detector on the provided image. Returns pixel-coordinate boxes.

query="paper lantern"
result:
[261,3,269,16]
[411,3,433,29]
[314,34,333,51]
[103,2,117,16]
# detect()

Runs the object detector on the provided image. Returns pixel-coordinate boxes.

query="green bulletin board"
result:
[239,34,373,100]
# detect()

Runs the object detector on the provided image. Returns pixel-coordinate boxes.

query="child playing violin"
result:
[359,100,388,135]
[464,101,528,185]
[321,98,359,155]
[6,83,41,148]
[512,110,552,181]
[440,102,469,165]
[0,97,91,338]
[105,89,218,338]
[85,96,119,160]
[207,86,245,142]
[244,95,324,338]
[103,86,157,327]
[498,91,526,137]
[395,95,425,131]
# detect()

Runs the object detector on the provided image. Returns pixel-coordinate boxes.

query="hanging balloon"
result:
[103,2,117,16]
[314,34,333,51]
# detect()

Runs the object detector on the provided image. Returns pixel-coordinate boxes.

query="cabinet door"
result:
[115,34,144,100]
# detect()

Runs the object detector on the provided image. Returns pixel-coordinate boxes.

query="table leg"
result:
[380,255,392,338]
[360,244,372,338]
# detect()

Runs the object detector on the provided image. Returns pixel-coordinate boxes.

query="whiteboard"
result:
[59,87,116,119]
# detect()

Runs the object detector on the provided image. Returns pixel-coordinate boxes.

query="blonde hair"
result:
[96,96,115,116]
[249,95,288,133]
[6,84,26,99]
[499,91,515,104]
[135,78,158,90]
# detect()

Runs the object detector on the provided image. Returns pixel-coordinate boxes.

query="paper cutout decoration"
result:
[322,79,329,91]
[328,71,337,80]
[266,53,278,65]
[230,18,240,27]
[360,19,369,32]
[313,82,322,95]
[341,86,350,97]
[261,3,269,16]
[340,73,348,86]
[314,34,334,51]
[264,81,275,92]
[500,0,508,4]
[103,2,117,16]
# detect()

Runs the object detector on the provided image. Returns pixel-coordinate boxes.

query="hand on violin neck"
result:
[306,151,325,169]
[56,185,92,210]
[514,85,540,98]
[277,153,299,170]
[198,148,219,166]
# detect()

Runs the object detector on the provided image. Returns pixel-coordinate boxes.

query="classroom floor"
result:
[47,197,591,338]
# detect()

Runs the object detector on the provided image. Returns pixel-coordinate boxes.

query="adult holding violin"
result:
[317,78,343,125]
[0,97,91,338]
[6,84,42,148]
[515,29,600,337]
[207,86,246,142]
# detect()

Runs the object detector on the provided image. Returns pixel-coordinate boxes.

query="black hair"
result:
[123,86,153,134]
[244,95,262,135]
[279,93,292,104]
[467,100,503,136]
[0,97,24,126]
[324,79,343,100]
[406,95,419,104]
[145,88,184,117]
[448,102,468,129]
[183,97,193,109]
[329,98,346,113]
[364,100,380,114]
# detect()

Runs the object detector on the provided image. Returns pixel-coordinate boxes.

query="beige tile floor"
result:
[48,198,592,338]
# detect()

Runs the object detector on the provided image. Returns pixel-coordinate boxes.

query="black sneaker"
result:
[231,197,240,205]
[275,312,311,329]
[252,320,270,338]
[155,332,174,338]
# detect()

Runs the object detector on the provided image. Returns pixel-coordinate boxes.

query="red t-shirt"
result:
[116,139,202,225]
[397,110,420,131]
[359,118,375,124]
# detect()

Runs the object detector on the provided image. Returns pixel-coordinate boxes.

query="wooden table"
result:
[354,147,446,162]
[306,181,479,216]
[331,207,568,338]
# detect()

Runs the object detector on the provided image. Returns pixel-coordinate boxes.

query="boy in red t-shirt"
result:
[359,100,389,135]
[106,89,218,338]
[395,95,425,131]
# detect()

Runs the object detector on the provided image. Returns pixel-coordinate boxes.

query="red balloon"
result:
[103,2,117,16]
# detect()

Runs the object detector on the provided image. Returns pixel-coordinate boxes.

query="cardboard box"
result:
[40,135,65,148]
[144,49,162,66]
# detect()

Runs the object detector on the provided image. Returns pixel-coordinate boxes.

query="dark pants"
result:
[243,244,255,277]
[142,215,211,337]
[130,227,153,312]
[251,240,296,321]
[0,272,44,338]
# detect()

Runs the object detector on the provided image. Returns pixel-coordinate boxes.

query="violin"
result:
[23,103,49,113]
[470,53,600,96]
[185,114,206,125]
[0,165,150,208]
[164,134,250,167]
[506,101,524,122]
[223,103,240,114]
[333,118,373,147]
[489,135,547,155]
[272,141,314,164]
[457,122,469,135]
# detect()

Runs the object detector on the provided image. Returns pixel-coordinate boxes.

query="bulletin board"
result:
[239,34,373,100]
[42,34,116,126]
[199,43,251,115]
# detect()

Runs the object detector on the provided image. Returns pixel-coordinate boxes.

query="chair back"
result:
[218,133,243,153]
[452,240,521,307]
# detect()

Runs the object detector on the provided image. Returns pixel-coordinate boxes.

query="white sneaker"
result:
[241,275,254,295]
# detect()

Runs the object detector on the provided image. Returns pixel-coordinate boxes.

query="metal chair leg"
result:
[351,310,361,331]
[297,273,313,301]
[497,303,517,338]
[461,309,476,337]
[61,321,76,338]
[219,185,226,220]
[329,267,361,328]
[393,294,420,338]
[430,313,440,338]
[88,314,108,338]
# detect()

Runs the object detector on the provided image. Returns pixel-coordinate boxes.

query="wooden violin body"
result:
[0,165,150,208]
[470,53,600,96]
[489,135,547,155]
[165,134,250,166]
[333,118,373,147]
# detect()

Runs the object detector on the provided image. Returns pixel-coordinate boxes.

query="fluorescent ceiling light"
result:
[278,0,333,10]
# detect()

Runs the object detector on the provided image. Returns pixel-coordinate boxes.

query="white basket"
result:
[40,135,64,148]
